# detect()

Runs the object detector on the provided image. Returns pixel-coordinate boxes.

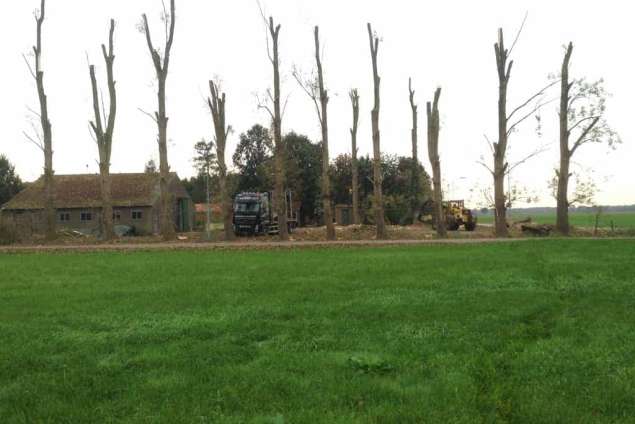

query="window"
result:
[59,212,71,222]
[113,211,121,222]
[132,210,143,220]
[80,211,93,222]
[234,202,260,213]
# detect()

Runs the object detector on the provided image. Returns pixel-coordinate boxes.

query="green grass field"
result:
[2,241,635,422]
[478,211,635,229]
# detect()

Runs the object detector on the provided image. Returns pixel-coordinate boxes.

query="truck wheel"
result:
[465,221,477,232]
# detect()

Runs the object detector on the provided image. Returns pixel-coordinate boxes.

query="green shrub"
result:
[362,194,413,226]
[384,194,411,225]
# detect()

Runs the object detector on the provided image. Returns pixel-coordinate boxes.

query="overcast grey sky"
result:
[1,0,633,206]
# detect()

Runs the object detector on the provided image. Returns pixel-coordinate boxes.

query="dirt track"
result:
[0,237,532,254]
[3,224,629,254]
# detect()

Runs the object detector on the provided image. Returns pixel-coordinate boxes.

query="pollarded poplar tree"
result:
[349,89,361,225]
[314,26,335,240]
[556,42,620,235]
[408,78,420,224]
[427,88,446,238]
[293,27,335,240]
[88,19,117,241]
[492,28,511,237]
[258,16,289,241]
[142,0,177,240]
[24,0,55,240]
[491,25,556,237]
[208,81,235,241]
[367,23,387,239]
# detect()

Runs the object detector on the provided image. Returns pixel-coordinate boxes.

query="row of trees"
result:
[185,125,432,227]
[483,24,619,237]
[25,0,193,241]
[22,0,619,242]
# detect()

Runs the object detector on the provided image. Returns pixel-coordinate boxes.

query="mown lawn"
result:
[478,211,635,229]
[2,240,635,423]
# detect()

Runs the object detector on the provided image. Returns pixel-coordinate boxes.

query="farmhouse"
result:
[0,173,193,236]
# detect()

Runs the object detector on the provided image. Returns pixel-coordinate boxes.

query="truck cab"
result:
[233,192,272,236]
[232,191,299,236]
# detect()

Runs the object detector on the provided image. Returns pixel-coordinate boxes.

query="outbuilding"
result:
[0,173,193,237]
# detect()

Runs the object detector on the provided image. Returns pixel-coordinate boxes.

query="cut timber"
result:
[521,224,553,237]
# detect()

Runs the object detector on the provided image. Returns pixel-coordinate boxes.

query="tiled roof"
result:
[2,173,189,210]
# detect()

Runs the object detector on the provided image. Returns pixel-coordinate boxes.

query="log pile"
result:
[521,224,554,237]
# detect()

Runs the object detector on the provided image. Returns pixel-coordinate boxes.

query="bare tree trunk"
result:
[367,23,386,239]
[267,18,289,241]
[349,89,361,225]
[556,156,571,234]
[208,81,235,241]
[494,29,511,238]
[408,78,420,224]
[427,88,447,238]
[157,76,173,239]
[218,168,233,240]
[313,27,335,240]
[30,0,55,240]
[142,0,176,241]
[557,43,574,235]
[89,20,117,241]
[99,164,113,238]
[555,42,602,233]
[488,23,559,237]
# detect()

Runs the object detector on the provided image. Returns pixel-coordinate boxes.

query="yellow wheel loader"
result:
[419,200,477,231]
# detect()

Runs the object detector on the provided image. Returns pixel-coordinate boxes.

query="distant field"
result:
[478,211,635,228]
[2,240,635,422]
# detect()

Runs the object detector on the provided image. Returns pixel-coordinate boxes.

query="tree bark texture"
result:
[349,89,361,225]
[208,81,235,241]
[427,88,447,238]
[494,29,512,237]
[89,19,117,241]
[408,78,420,224]
[314,27,335,240]
[268,17,289,241]
[142,0,176,240]
[32,0,56,240]
[367,23,386,239]
[556,43,574,235]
